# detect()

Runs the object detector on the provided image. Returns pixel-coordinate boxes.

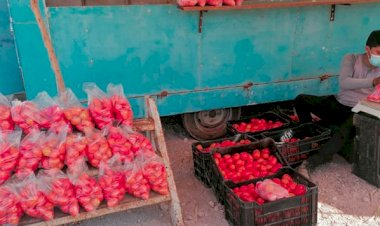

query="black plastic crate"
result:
[261,123,331,166]
[209,138,288,205]
[227,111,290,136]
[192,134,257,187]
[275,106,300,124]
[352,113,380,187]
[225,167,318,226]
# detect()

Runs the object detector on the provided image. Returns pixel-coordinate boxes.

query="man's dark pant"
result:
[294,94,355,170]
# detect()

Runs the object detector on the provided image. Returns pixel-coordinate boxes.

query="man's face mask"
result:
[369,53,380,67]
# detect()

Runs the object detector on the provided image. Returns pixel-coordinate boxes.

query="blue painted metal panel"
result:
[7,1,380,118]
[46,6,200,99]
[200,9,296,85]
[0,0,23,94]
[291,5,380,76]
[8,0,57,98]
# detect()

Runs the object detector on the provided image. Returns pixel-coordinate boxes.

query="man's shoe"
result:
[297,161,310,179]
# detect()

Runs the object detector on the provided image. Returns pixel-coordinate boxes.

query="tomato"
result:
[63,107,94,132]
[232,117,284,133]
[86,129,112,168]
[108,84,134,126]
[0,187,23,225]
[88,97,113,129]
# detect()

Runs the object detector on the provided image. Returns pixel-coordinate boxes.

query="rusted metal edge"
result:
[30,0,65,94]
[133,118,155,131]
[180,0,380,11]
[74,74,337,102]
[21,194,171,226]
[152,74,339,97]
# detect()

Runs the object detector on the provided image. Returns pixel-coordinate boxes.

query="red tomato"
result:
[0,186,23,225]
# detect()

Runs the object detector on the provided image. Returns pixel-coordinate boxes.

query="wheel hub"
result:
[196,109,229,128]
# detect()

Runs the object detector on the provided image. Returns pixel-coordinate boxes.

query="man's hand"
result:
[373,77,380,87]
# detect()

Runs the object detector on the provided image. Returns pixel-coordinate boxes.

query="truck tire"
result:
[182,107,241,140]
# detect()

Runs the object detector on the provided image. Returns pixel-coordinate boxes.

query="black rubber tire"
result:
[182,108,241,141]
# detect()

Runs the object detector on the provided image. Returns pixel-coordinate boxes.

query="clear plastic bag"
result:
[38,169,79,216]
[33,91,72,132]
[0,130,22,185]
[107,83,133,127]
[57,89,94,132]
[65,133,88,169]
[367,84,380,103]
[139,151,169,195]
[40,125,68,169]
[84,83,113,129]
[124,157,151,200]
[16,129,44,173]
[177,0,198,7]
[206,0,223,6]
[107,126,134,162]
[235,0,243,6]
[11,100,43,133]
[121,125,154,154]
[0,93,15,131]
[198,0,206,6]
[85,128,113,168]
[223,0,235,6]
[0,183,23,225]
[99,154,126,207]
[68,158,103,212]
[255,179,289,201]
[11,171,54,221]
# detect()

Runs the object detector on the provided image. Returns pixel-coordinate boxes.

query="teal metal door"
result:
[0,0,23,95]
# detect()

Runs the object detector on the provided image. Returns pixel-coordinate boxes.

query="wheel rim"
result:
[182,108,241,140]
[195,109,229,128]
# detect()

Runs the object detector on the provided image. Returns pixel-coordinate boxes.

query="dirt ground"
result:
[78,115,380,226]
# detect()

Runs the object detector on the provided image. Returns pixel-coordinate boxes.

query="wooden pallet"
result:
[19,97,184,226]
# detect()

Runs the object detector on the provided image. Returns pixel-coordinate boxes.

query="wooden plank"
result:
[133,118,155,131]
[20,193,171,226]
[30,0,66,93]
[180,0,380,11]
[146,97,184,226]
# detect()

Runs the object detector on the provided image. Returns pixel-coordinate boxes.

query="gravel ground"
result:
[76,115,380,226]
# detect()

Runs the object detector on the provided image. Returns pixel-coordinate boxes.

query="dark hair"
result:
[366,30,380,48]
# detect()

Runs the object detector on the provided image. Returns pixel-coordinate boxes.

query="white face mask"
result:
[369,53,380,67]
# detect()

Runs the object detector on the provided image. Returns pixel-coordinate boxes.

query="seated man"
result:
[295,30,380,178]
